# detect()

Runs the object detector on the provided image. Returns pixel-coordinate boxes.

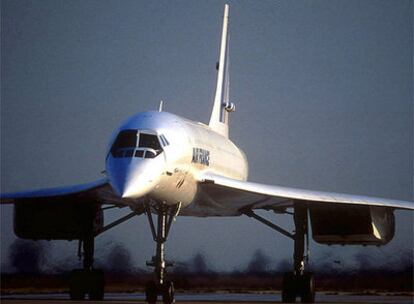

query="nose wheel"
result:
[145,281,175,304]
[144,202,180,304]
[162,281,175,304]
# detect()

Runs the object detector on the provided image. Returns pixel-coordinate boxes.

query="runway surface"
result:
[1,293,413,303]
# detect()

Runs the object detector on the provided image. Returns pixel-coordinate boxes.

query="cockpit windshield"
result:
[110,130,163,159]
[139,133,161,150]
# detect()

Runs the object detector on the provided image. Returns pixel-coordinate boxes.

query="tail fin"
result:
[209,4,235,138]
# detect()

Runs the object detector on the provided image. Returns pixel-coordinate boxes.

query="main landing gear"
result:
[69,235,104,300]
[282,205,315,303]
[68,206,140,301]
[144,202,180,304]
[244,204,315,303]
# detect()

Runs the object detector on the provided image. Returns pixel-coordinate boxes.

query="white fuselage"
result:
[105,111,248,212]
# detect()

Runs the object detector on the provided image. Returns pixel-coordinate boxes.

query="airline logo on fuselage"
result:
[192,148,210,166]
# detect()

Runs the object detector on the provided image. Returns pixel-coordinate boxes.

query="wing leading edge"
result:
[1,178,127,206]
[199,173,414,211]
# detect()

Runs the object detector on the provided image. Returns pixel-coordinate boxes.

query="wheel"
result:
[69,269,86,300]
[162,281,175,304]
[300,273,315,303]
[88,269,105,300]
[69,269,105,301]
[145,281,158,304]
[282,272,296,303]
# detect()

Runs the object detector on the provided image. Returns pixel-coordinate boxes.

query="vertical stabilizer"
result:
[209,4,235,138]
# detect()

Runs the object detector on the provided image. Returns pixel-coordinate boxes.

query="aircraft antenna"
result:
[158,100,164,112]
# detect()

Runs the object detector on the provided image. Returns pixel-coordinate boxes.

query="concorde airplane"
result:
[2,4,413,304]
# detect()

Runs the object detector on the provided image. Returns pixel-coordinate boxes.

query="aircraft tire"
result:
[162,281,175,304]
[300,273,315,303]
[69,269,86,300]
[281,272,296,303]
[88,269,105,300]
[145,281,158,304]
[69,269,105,301]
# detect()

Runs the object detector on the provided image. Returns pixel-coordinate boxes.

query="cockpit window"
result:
[111,130,137,154]
[113,150,124,158]
[144,150,156,158]
[159,134,170,147]
[125,149,134,158]
[110,130,163,159]
[139,134,161,150]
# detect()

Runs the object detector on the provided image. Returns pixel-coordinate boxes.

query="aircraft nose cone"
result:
[120,182,137,199]
[106,158,161,199]
[118,176,152,199]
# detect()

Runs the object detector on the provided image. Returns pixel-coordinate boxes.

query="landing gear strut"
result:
[69,234,104,300]
[282,205,315,303]
[144,202,180,304]
[66,205,140,301]
[243,204,315,303]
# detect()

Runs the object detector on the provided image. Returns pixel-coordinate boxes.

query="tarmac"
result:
[1,292,413,304]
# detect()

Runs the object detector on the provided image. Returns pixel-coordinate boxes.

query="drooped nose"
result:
[106,158,163,199]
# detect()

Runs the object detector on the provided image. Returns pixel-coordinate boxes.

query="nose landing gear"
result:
[144,202,180,304]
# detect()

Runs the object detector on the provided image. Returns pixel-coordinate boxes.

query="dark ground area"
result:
[1,267,413,295]
[2,241,413,295]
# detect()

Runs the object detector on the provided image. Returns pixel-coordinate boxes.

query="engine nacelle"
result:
[309,204,395,245]
[14,200,103,240]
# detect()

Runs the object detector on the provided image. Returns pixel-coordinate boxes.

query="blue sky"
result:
[1,0,412,272]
